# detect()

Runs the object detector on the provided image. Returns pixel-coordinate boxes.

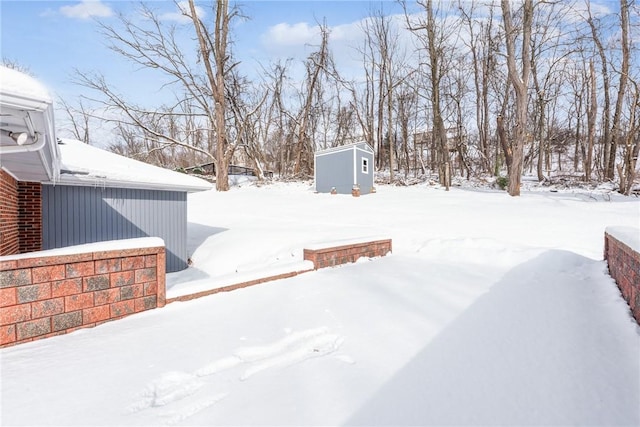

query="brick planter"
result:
[304,238,392,269]
[604,227,640,325]
[0,238,165,347]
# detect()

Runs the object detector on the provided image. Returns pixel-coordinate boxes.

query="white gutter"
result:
[0,67,61,182]
[0,134,46,154]
[0,105,60,182]
[49,175,212,193]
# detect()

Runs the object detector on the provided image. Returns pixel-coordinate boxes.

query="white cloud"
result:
[59,0,113,20]
[262,22,321,47]
[159,1,206,24]
[254,14,415,83]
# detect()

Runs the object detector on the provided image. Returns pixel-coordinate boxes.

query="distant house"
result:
[0,66,211,272]
[314,142,375,195]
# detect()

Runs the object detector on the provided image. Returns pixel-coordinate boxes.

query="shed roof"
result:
[315,141,374,157]
[52,139,212,193]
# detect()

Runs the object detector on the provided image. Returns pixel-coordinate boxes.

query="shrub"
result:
[496,176,509,190]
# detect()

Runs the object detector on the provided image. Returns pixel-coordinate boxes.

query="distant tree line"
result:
[61,0,639,195]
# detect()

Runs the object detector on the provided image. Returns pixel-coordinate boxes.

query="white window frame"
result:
[361,157,369,174]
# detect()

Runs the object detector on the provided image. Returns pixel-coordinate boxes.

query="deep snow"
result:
[1,182,639,426]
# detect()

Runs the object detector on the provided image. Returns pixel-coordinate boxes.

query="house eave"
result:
[0,67,60,183]
[44,175,213,193]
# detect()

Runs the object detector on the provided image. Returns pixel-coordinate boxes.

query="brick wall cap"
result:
[305,236,391,251]
[0,237,165,263]
[166,260,314,300]
[606,227,640,254]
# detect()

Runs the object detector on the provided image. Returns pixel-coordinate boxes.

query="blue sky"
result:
[0,0,406,106]
[1,0,624,141]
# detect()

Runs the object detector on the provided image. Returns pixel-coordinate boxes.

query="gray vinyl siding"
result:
[42,185,188,272]
[355,148,374,195]
[315,149,354,194]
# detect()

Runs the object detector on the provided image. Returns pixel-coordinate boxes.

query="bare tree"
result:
[458,0,498,175]
[584,1,612,180]
[226,70,269,180]
[188,0,236,190]
[501,0,533,196]
[58,98,93,144]
[292,23,332,176]
[528,2,575,182]
[261,60,291,176]
[74,1,239,190]
[617,78,639,195]
[608,0,631,186]
[585,58,597,181]
[404,0,460,190]
[1,58,33,75]
[353,17,378,151]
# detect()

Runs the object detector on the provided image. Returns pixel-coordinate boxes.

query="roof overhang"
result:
[315,141,374,157]
[0,67,60,182]
[47,139,212,193]
[51,174,213,193]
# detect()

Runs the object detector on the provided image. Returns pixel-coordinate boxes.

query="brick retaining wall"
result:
[604,230,640,325]
[0,242,165,348]
[304,238,392,269]
[170,238,393,303]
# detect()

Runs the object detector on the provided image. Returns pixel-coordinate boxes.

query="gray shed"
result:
[314,142,375,195]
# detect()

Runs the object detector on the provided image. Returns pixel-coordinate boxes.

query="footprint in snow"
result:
[195,327,351,380]
[127,327,352,423]
[127,371,204,413]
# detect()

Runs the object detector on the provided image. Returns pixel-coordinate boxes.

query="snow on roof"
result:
[315,141,374,156]
[53,138,212,193]
[0,66,53,109]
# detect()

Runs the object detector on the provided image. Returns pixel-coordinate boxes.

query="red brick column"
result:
[0,170,19,256]
[0,171,42,256]
[17,182,42,253]
[0,244,166,347]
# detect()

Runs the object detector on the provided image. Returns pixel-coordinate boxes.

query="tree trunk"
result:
[586,3,611,180]
[189,0,230,191]
[585,60,597,182]
[620,80,639,195]
[497,114,512,173]
[387,76,395,181]
[501,0,533,196]
[610,0,630,186]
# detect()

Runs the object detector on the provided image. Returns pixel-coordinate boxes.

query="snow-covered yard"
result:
[2,182,639,426]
